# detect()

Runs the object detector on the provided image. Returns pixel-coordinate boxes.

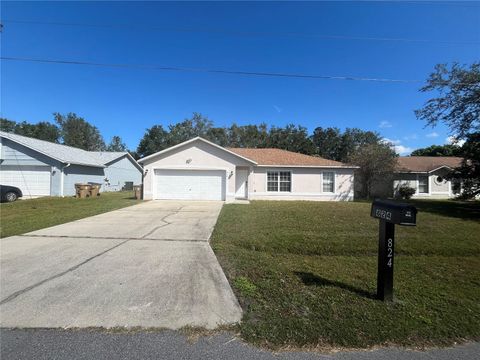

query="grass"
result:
[0,191,141,238]
[210,200,480,349]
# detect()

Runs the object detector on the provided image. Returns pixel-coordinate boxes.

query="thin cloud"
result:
[426,132,439,138]
[382,138,401,145]
[382,138,413,155]
[394,145,414,155]
[379,121,392,128]
[273,105,282,113]
[403,134,418,140]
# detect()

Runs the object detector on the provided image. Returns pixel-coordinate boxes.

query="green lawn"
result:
[210,200,480,349]
[0,191,141,238]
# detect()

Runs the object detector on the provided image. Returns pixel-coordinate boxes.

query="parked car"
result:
[0,185,23,202]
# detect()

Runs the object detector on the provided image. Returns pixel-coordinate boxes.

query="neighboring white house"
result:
[138,137,357,202]
[393,156,463,199]
[0,131,143,197]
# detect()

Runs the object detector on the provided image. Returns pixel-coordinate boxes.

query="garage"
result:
[0,165,51,196]
[154,169,226,200]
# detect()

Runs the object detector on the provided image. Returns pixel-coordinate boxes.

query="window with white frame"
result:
[418,175,429,193]
[322,172,335,193]
[267,171,291,192]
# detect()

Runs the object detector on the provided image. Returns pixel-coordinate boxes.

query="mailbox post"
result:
[370,199,417,301]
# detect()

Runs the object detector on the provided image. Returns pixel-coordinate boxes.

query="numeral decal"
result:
[386,238,393,267]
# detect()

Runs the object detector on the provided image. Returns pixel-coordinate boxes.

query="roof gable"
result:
[138,137,257,164]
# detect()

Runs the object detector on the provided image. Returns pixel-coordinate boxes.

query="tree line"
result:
[1,111,389,161]
[1,113,128,152]
[135,112,386,161]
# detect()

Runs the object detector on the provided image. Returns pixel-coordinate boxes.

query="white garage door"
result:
[0,165,51,196]
[155,169,225,200]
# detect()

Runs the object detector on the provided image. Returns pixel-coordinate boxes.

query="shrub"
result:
[398,184,416,200]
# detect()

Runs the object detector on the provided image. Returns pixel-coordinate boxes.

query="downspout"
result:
[60,163,71,197]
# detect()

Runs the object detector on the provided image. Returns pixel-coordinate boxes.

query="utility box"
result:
[370,199,417,301]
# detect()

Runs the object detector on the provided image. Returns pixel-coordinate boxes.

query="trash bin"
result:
[75,183,91,198]
[133,185,142,200]
[88,183,102,197]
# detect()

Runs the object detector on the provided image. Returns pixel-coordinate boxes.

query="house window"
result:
[267,171,291,192]
[418,175,429,193]
[323,172,335,193]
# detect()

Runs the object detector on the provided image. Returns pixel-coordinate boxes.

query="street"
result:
[1,328,478,360]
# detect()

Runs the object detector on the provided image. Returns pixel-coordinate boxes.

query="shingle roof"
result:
[89,151,129,164]
[227,148,351,167]
[396,156,463,173]
[0,131,128,168]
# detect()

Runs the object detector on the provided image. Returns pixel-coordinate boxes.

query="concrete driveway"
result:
[0,201,242,329]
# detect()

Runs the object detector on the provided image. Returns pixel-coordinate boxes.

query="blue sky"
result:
[1,1,479,153]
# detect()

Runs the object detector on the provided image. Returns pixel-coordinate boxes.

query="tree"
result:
[449,132,480,199]
[415,62,479,138]
[167,113,213,146]
[311,127,342,160]
[267,124,316,155]
[205,127,229,147]
[107,136,128,152]
[416,62,480,198]
[339,128,382,162]
[136,125,169,158]
[349,143,397,199]
[54,113,106,151]
[14,121,60,143]
[227,123,269,148]
[1,118,60,142]
[311,127,382,161]
[0,118,17,132]
[411,144,462,157]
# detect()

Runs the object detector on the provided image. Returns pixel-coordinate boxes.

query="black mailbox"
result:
[371,199,417,226]
[370,199,418,302]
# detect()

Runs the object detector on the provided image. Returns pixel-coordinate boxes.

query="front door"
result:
[235,169,248,199]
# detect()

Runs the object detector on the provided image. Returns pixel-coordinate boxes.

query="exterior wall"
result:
[393,169,455,199]
[103,156,142,192]
[250,167,355,201]
[393,173,417,195]
[141,141,253,201]
[0,138,63,196]
[63,165,105,196]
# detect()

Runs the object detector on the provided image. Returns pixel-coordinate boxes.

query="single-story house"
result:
[138,137,357,202]
[0,131,142,197]
[392,156,463,199]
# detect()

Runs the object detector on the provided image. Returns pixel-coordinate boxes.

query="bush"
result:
[398,184,416,200]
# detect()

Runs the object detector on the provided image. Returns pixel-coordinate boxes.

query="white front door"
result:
[235,169,248,199]
[0,165,51,196]
[154,169,225,200]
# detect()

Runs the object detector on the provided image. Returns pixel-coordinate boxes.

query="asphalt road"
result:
[1,329,478,360]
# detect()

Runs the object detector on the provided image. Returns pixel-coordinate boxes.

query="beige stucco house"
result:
[138,137,357,202]
[393,156,463,199]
